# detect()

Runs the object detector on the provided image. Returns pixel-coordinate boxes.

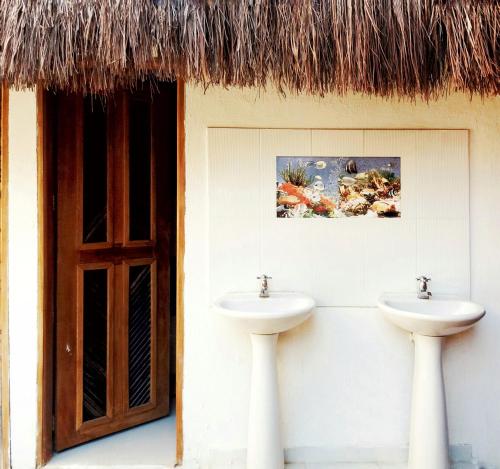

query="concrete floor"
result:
[46,414,176,469]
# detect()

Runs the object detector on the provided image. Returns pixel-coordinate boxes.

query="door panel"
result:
[126,260,156,412]
[128,95,153,242]
[55,90,170,451]
[79,264,113,425]
[82,99,109,244]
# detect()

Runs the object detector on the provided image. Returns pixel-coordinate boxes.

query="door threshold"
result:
[45,413,176,469]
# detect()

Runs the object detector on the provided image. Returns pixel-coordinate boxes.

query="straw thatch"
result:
[0,0,498,96]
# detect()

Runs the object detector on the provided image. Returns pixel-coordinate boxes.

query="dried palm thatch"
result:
[0,0,498,96]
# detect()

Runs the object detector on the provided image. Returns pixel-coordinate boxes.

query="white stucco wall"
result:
[7,90,39,469]
[182,87,500,468]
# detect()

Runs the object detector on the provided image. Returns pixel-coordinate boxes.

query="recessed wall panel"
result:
[208,128,470,306]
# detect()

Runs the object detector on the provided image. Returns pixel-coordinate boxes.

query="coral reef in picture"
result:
[276,156,401,218]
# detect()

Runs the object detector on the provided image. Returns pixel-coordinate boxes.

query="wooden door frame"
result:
[1,83,11,469]
[36,82,186,466]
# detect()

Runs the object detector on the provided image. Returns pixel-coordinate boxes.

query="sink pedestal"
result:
[410,334,450,469]
[214,291,315,469]
[379,293,485,469]
[247,333,284,469]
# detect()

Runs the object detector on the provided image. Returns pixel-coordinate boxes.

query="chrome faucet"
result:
[416,276,432,299]
[257,274,272,298]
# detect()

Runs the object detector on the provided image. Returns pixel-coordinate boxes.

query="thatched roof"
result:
[0,0,498,97]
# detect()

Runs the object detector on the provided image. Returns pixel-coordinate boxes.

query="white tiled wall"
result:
[208,129,469,306]
[208,129,261,294]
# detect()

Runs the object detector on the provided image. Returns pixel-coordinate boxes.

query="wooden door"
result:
[55,90,171,450]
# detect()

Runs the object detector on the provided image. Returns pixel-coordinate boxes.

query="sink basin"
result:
[378,293,485,336]
[214,291,315,334]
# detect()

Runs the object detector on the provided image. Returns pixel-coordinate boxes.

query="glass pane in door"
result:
[82,268,108,421]
[83,98,108,244]
[128,97,152,241]
[128,264,152,408]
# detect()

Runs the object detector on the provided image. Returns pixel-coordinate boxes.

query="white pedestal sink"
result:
[214,292,315,469]
[378,293,485,469]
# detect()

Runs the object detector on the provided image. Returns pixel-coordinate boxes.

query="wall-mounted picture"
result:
[276,156,401,218]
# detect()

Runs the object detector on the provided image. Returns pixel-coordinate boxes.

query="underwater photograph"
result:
[276,156,401,218]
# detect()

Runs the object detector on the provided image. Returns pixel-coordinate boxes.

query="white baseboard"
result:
[204,444,477,469]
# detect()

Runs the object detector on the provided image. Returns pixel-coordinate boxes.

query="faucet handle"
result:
[257,274,272,280]
[416,276,431,281]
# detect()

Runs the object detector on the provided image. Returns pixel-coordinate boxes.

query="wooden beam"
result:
[175,81,185,466]
[1,82,11,469]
